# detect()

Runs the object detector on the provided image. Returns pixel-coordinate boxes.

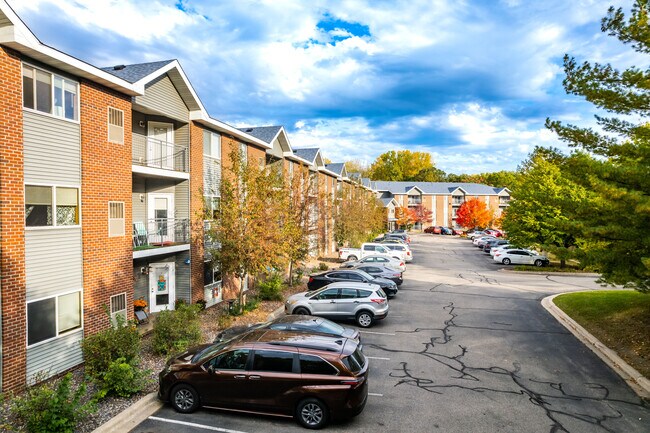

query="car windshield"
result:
[192,341,228,363]
[355,270,374,280]
[314,319,346,335]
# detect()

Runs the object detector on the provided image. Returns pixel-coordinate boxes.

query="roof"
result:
[381,198,397,207]
[372,181,505,195]
[325,163,346,176]
[236,125,283,144]
[292,147,320,164]
[100,60,175,83]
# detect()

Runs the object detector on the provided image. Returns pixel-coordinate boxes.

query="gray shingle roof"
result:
[100,60,175,83]
[372,181,503,195]
[236,126,282,144]
[325,163,346,176]
[380,197,396,207]
[292,148,320,164]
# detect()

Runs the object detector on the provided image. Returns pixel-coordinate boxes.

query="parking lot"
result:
[131,235,649,433]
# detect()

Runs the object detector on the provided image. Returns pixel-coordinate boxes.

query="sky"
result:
[10,0,642,174]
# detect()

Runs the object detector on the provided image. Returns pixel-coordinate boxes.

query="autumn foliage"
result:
[455,198,492,229]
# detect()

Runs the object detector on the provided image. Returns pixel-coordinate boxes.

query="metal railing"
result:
[132,218,189,249]
[407,197,422,205]
[452,197,465,205]
[132,133,189,172]
[499,198,510,205]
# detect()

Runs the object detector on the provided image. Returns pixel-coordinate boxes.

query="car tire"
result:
[296,397,329,429]
[502,258,511,265]
[534,259,544,267]
[170,384,200,414]
[356,310,374,328]
[347,255,358,261]
[293,307,310,315]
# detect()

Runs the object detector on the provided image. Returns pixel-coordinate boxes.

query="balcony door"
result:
[147,122,174,169]
[149,262,175,312]
[148,193,175,244]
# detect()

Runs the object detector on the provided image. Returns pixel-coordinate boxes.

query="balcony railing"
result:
[132,218,189,250]
[452,197,465,205]
[407,197,422,206]
[132,133,189,172]
[499,198,510,205]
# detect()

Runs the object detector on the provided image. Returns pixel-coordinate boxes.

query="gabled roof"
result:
[372,181,506,195]
[100,60,175,83]
[404,185,424,195]
[325,163,347,178]
[495,187,511,195]
[381,198,398,207]
[292,148,320,164]
[236,125,283,144]
[448,186,468,195]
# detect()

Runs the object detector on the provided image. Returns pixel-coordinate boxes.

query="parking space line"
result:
[366,356,391,360]
[360,330,396,336]
[148,416,249,433]
[368,393,384,397]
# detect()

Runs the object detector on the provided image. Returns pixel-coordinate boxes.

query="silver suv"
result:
[285,282,389,328]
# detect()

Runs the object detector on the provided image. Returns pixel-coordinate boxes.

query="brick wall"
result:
[189,122,204,302]
[0,47,26,392]
[79,80,133,336]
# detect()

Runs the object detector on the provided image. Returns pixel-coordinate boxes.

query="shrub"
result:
[292,267,305,285]
[11,373,95,433]
[318,262,329,271]
[96,358,151,399]
[174,298,187,309]
[81,315,141,380]
[152,303,202,355]
[257,272,284,301]
[196,299,207,310]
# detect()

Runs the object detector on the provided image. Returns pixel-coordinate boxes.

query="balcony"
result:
[132,218,190,258]
[499,198,510,206]
[132,133,189,177]
[407,196,422,206]
[452,196,465,206]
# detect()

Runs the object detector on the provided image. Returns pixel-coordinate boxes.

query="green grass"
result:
[514,264,592,273]
[554,290,650,378]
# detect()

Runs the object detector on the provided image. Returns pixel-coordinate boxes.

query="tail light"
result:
[399,262,405,267]
[407,251,412,256]
[371,298,386,304]
[393,273,401,278]
[308,276,314,283]
[341,376,365,388]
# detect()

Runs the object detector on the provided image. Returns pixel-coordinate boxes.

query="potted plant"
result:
[134,298,147,312]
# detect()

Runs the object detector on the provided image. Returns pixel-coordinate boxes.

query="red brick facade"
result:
[79,81,133,335]
[189,122,204,303]
[0,47,26,392]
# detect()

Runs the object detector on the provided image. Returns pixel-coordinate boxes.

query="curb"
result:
[542,293,650,400]
[267,305,285,321]
[92,392,162,433]
[498,268,601,277]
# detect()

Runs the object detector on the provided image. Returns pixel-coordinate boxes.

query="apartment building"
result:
[372,181,511,230]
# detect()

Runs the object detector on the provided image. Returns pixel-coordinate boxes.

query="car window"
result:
[376,246,389,253]
[207,349,250,370]
[327,272,343,278]
[300,354,338,375]
[269,323,289,331]
[357,289,372,298]
[346,272,364,281]
[366,267,381,273]
[252,350,295,373]
[377,257,388,262]
[342,348,366,374]
[339,288,357,299]
[363,245,374,251]
[317,289,339,300]
[355,270,373,280]
[314,320,345,335]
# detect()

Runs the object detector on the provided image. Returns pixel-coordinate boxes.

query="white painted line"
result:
[366,356,391,360]
[359,330,396,336]
[368,393,384,397]
[148,416,249,433]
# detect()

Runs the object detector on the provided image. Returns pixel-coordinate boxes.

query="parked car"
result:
[467,230,486,240]
[452,228,464,235]
[339,255,406,272]
[425,226,442,234]
[386,232,410,244]
[159,329,368,429]
[381,242,413,262]
[214,315,360,345]
[473,235,496,246]
[490,244,513,257]
[307,269,398,297]
[338,242,402,262]
[483,239,509,253]
[485,229,503,237]
[350,263,403,286]
[285,282,389,327]
[441,227,453,235]
[381,238,407,245]
[493,249,549,267]
[391,229,406,234]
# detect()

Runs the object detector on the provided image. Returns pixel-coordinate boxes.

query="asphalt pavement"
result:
[130,235,649,433]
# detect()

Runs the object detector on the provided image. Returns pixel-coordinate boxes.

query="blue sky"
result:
[11,0,641,173]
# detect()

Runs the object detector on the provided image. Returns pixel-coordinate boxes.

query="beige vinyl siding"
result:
[135,75,189,122]
[26,329,83,381]
[0,14,12,27]
[23,111,80,185]
[25,228,82,302]
[175,180,189,220]
[132,178,147,224]
[175,251,190,303]
[176,123,189,146]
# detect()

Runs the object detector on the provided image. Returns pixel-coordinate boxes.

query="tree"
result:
[344,160,369,177]
[334,187,385,247]
[410,204,433,228]
[444,171,518,188]
[206,149,286,305]
[281,165,313,285]
[395,206,413,229]
[545,1,650,290]
[367,150,443,181]
[455,198,492,229]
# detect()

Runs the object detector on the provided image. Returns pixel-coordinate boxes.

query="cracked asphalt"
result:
[131,235,649,433]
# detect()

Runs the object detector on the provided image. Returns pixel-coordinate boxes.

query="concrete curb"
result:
[92,392,162,433]
[498,268,601,277]
[542,293,650,400]
[267,305,285,321]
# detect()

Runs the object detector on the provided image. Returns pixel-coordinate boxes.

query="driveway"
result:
[131,235,649,433]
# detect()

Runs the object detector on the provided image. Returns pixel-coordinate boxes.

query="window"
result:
[208,349,250,370]
[240,142,247,165]
[347,273,364,282]
[22,64,78,120]
[108,107,124,144]
[108,202,125,237]
[252,350,295,373]
[358,289,372,298]
[339,288,357,299]
[27,291,82,346]
[316,289,339,300]
[300,354,338,375]
[25,186,79,227]
[110,293,127,326]
[204,196,220,219]
[203,131,221,160]
[204,263,222,286]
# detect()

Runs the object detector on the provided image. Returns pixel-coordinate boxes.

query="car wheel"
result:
[296,398,329,429]
[534,259,544,267]
[293,307,309,315]
[502,258,511,265]
[170,384,199,413]
[356,311,374,328]
[347,255,358,261]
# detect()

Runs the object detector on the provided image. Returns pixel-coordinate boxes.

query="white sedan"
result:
[493,249,549,267]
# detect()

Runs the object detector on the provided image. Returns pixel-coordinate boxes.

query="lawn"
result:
[554,290,650,378]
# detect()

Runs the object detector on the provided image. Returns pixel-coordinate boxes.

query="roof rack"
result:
[267,340,343,352]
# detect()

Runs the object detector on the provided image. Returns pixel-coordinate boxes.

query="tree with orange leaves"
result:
[456,198,492,229]
[410,204,432,227]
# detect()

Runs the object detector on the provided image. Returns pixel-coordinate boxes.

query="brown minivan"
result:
[158,329,369,429]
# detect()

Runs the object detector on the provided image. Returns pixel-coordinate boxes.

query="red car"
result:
[485,229,503,237]
[424,226,442,234]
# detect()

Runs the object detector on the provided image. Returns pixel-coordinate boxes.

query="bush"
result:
[96,358,151,399]
[152,303,202,355]
[318,262,329,271]
[11,373,95,433]
[196,299,207,310]
[257,272,284,301]
[81,315,141,380]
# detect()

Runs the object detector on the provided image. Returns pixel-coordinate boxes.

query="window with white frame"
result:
[240,142,247,165]
[205,196,220,220]
[27,291,82,346]
[22,64,78,121]
[108,107,124,144]
[25,185,79,227]
[108,201,125,236]
[110,293,127,325]
[204,131,221,160]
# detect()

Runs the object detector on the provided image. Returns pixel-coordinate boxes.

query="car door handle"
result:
[249,375,261,380]
[234,375,246,379]
[354,301,360,303]
[330,301,336,303]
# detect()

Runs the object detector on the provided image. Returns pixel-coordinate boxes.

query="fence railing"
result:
[132,218,189,249]
[132,133,189,172]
